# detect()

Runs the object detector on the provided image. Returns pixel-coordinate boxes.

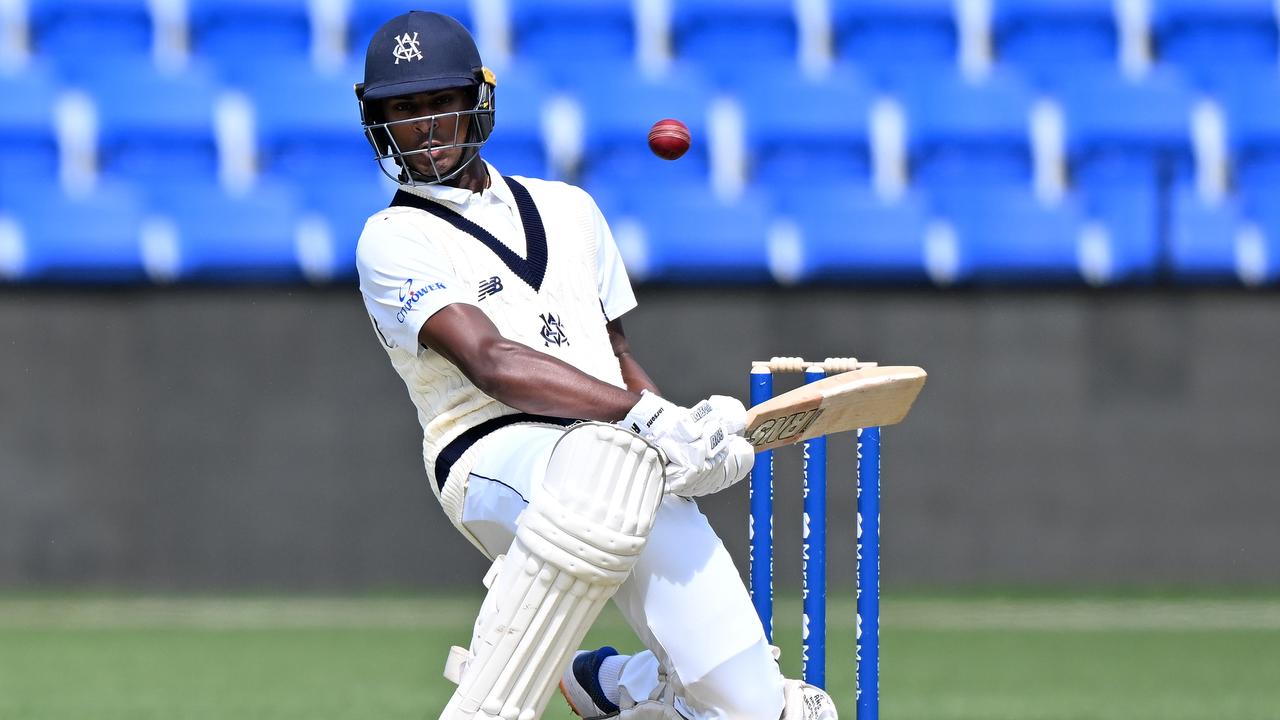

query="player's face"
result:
[381,88,473,177]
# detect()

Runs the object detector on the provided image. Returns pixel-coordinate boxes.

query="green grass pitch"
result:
[2,594,1278,719]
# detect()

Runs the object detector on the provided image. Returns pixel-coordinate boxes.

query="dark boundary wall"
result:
[2,288,1278,591]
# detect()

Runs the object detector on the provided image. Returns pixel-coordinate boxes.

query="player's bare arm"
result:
[606,318,660,396]
[419,302,641,421]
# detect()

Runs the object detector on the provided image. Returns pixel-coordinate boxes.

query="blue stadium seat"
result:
[0,182,146,282]
[673,0,797,77]
[1153,0,1279,88]
[933,184,1090,283]
[349,0,472,63]
[1241,193,1280,285]
[511,0,633,65]
[74,59,220,185]
[776,185,933,284]
[993,0,1117,89]
[298,177,396,282]
[1169,187,1251,284]
[1215,67,1280,197]
[28,0,152,72]
[239,59,373,182]
[1079,183,1161,283]
[622,185,773,282]
[145,181,306,282]
[572,62,712,187]
[189,0,310,77]
[735,63,875,189]
[1057,65,1195,190]
[481,66,552,179]
[901,68,1036,190]
[0,66,61,192]
[833,0,956,84]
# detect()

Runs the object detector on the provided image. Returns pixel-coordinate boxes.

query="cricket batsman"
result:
[353,10,837,719]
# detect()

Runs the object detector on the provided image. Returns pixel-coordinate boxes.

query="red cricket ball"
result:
[648,118,691,161]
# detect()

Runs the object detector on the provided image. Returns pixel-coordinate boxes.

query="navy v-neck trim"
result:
[390,176,548,292]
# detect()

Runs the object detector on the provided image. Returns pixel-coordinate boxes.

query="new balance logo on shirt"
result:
[477,276,504,300]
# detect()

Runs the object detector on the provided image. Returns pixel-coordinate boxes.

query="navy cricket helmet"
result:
[355,11,496,185]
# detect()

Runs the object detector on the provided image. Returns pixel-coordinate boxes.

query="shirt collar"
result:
[397,160,513,210]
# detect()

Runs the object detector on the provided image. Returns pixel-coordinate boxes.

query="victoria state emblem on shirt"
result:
[539,312,569,347]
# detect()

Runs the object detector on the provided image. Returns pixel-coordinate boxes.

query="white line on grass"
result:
[2,597,1280,631]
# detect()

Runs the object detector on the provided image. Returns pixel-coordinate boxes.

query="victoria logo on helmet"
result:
[392,32,423,64]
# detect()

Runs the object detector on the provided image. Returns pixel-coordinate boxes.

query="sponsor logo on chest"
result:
[477,276,504,300]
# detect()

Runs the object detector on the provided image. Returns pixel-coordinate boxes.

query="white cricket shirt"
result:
[356,161,637,495]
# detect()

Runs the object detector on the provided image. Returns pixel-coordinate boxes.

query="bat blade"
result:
[743,366,927,452]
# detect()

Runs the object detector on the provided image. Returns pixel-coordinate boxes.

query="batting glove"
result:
[621,393,755,498]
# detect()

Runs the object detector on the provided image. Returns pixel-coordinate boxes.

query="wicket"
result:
[749,358,881,720]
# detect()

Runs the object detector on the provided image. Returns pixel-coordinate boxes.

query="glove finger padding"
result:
[664,427,756,498]
[706,395,748,435]
[720,434,755,488]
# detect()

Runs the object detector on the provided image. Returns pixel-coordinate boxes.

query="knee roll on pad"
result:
[441,423,664,720]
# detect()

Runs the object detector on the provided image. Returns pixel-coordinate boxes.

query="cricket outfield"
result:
[2,594,1277,720]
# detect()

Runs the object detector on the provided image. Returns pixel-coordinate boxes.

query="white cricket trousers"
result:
[456,424,786,720]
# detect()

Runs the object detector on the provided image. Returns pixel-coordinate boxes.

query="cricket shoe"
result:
[782,678,839,720]
[559,646,622,718]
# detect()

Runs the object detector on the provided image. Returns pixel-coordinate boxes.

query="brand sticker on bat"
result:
[746,408,825,447]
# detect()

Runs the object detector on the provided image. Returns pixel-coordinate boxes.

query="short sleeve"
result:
[590,198,637,322]
[356,213,472,352]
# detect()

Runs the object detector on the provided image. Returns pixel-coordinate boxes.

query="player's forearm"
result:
[474,339,641,421]
[605,318,660,395]
[616,351,660,395]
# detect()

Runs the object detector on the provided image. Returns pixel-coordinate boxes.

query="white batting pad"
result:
[441,422,665,720]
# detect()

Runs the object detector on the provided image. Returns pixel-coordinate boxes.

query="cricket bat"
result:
[743,366,927,452]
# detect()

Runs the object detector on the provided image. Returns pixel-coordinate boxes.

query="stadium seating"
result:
[774,185,934,284]
[3,0,1280,287]
[571,62,712,187]
[1169,187,1252,283]
[900,67,1036,191]
[0,65,61,192]
[1078,183,1162,284]
[1057,65,1196,190]
[673,0,798,80]
[1153,0,1279,88]
[189,0,311,78]
[833,0,956,85]
[74,58,221,185]
[0,181,147,282]
[28,0,153,73]
[1215,67,1280,197]
[143,181,306,282]
[932,184,1091,283]
[298,176,397,282]
[735,63,875,189]
[240,58,371,182]
[479,65,552,179]
[510,0,633,66]
[1243,193,1280,285]
[619,184,773,282]
[993,0,1118,88]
